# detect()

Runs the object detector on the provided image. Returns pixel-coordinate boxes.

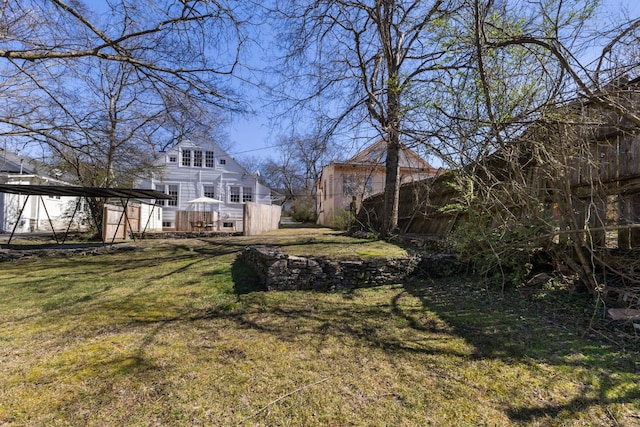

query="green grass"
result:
[0,227,638,426]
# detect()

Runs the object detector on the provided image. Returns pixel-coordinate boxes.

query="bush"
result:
[290,198,317,223]
[333,208,355,230]
[450,213,549,288]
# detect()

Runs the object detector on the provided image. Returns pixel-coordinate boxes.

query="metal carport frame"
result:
[0,184,172,245]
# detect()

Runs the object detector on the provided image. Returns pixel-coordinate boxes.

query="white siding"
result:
[138,140,271,231]
[139,202,163,232]
[0,175,86,233]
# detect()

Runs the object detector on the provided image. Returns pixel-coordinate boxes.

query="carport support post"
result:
[110,197,134,245]
[7,194,30,245]
[120,198,138,242]
[61,197,83,244]
[140,202,157,237]
[39,195,61,244]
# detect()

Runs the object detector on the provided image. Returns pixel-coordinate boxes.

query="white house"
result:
[140,139,272,232]
[0,148,164,236]
[0,148,86,233]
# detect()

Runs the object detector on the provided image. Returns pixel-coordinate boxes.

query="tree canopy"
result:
[0,0,251,237]
[0,0,247,178]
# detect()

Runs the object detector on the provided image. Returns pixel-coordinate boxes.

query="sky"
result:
[224,0,640,164]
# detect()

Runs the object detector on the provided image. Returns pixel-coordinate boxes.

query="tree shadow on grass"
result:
[506,391,640,424]
[216,297,471,358]
[230,258,266,294]
[402,277,640,424]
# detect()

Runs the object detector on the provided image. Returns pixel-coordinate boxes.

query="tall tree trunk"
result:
[381,82,402,238]
[382,134,401,238]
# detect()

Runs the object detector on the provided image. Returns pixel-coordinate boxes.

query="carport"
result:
[0,184,171,245]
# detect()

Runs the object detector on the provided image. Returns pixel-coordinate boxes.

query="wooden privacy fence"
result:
[358,172,640,249]
[357,133,640,250]
[174,210,218,232]
[243,203,282,236]
[357,175,459,237]
[103,204,140,241]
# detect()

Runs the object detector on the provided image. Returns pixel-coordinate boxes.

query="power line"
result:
[228,145,279,156]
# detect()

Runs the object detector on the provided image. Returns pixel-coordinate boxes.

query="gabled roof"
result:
[161,139,229,157]
[0,148,37,174]
[156,138,254,174]
[0,148,77,182]
[337,139,436,171]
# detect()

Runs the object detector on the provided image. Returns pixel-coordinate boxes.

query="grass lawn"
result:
[0,227,638,426]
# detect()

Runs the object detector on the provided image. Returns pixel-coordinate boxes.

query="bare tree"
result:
[261,154,301,206]
[0,0,247,236]
[0,0,245,101]
[0,0,246,163]
[251,133,334,218]
[272,0,465,237]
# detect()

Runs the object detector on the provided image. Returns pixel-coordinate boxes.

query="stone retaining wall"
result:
[237,245,458,291]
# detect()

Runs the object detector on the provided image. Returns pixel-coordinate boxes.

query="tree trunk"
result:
[380,57,402,238]
[381,126,401,238]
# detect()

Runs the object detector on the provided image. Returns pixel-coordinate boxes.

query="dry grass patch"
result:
[0,227,638,426]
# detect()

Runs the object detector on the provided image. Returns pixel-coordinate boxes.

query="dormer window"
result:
[205,151,215,168]
[168,155,177,163]
[193,150,203,167]
[182,149,191,166]
[219,159,226,165]
[180,148,216,167]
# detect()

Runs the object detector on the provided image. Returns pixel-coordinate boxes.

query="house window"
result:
[329,175,333,197]
[168,155,177,163]
[223,222,234,228]
[343,176,356,196]
[203,185,216,199]
[219,159,226,165]
[229,186,240,203]
[193,150,203,167]
[162,221,172,228]
[370,149,386,163]
[205,151,215,168]
[167,184,178,206]
[182,149,191,166]
[155,184,166,206]
[243,187,253,203]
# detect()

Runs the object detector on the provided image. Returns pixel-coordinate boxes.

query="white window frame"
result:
[167,184,179,206]
[157,183,179,207]
[229,186,240,203]
[205,151,215,168]
[242,186,253,203]
[193,150,203,167]
[203,185,216,199]
[181,149,191,166]
[155,184,166,206]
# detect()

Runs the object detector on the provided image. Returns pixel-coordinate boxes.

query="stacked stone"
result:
[237,245,424,291]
